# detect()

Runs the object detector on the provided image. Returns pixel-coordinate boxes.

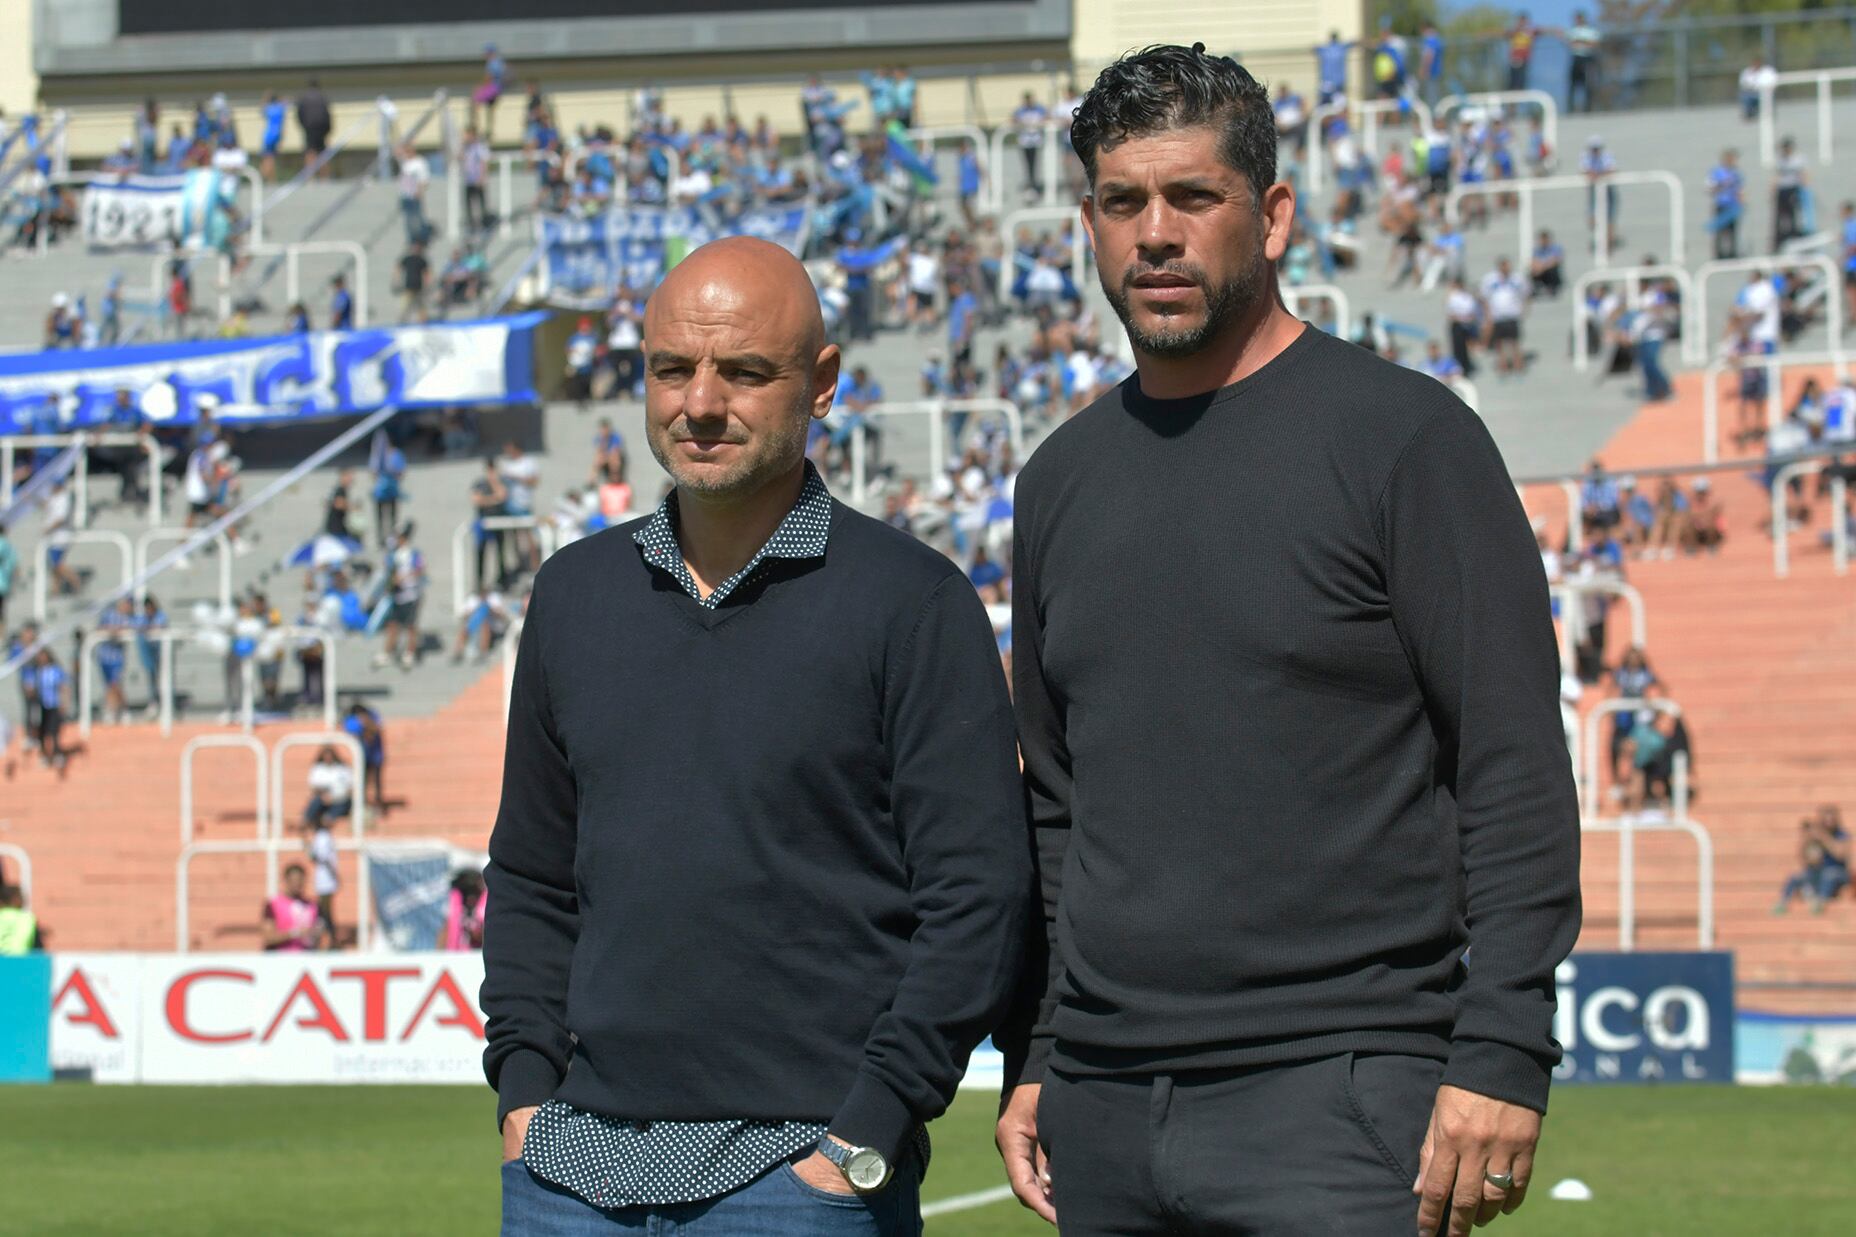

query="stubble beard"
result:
[1102,240,1269,359]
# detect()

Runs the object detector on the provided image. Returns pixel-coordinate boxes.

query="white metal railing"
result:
[1446,170,1686,271]
[1582,696,1681,819]
[848,399,1026,505]
[997,205,1088,303]
[1,432,162,529]
[451,515,559,616]
[1772,458,1849,578]
[244,240,370,327]
[148,248,232,328]
[1450,376,1481,411]
[987,121,1063,214]
[133,527,232,610]
[0,396,405,691]
[1696,255,1841,368]
[177,836,455,954]
[1571,265,1699,371]
[32,530,133,623]
[179,733,268,849]
[1436,90,1560,162]
[0,842,31,902]
[270,731,368,853]
[1306,98,1432,197]
[1551,579,1648,675]
[103,625,339,737]
[1757,67,1856,166]
[1283,283,1353,339]
[1585,755,1713,950]
[902,124,990,206]
[1700,348,1849,463]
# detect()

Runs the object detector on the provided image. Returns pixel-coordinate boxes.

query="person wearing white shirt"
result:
[1773,136,1808,249]
[396,145,431,243]
[1732,270,1782,352]
[1579,136,1619,253]
[1479,257,1531,376]
[1013,94,1049,198]
[907,246,940,328]
[1740,58,1777,121]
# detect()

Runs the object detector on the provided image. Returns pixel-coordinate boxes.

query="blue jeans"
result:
[1639,337,1670,400]
[501,1156,923,1236]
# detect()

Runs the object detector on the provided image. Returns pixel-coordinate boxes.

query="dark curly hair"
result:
[1070,43,1276,208]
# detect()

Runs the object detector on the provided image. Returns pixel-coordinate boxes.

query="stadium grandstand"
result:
[2,0,1855,1230]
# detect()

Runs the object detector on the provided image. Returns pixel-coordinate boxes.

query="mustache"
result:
[666,419,748,445]
[1121,261,1207,289]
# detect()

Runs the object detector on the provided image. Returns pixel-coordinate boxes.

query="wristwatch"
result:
[817,1135,891,1193]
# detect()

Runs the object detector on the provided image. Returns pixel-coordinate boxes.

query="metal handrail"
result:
[269,731,368,856]
[1446,171,1686,271]
[848,398,1025,505]
[0,432,160,528]
[0,843,31,902]
[33,529,134,623]
[1435,90,1559,162]
[1283,283,1353,340]
[901,124,990,205]
[450,515,560,616]
[1570,265,1699,371]
[1584,761,1713,951]
[1697,255,1841,372]
[133,527,232,611]
[239,240,370,327]
[130,625,340,737]
[1699,348,1850,464]
[1771,459,1849,578]
[987,120,1063,215]
[1757,67,1856,166]
[176,836,450,953]
[179,733,268,849]
[1305,97,1435,197]
[997,205,1087,303]
[1581,696,1682,819]
[0,110,66,203]
[0,399,405,687]
[1552,579,1649,675]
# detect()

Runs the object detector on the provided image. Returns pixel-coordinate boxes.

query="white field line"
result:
[921,1183,1018,1218]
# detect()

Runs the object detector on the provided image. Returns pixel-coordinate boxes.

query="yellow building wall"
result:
[1069,0,1367,99]
[0,0,41,116]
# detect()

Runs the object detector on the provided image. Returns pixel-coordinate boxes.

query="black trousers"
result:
[1039,1052,1448,1235]
[1774,186,1802,249]
[1449,320,1477,377]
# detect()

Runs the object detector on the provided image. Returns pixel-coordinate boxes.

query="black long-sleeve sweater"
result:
[481,503,1030,1167]
[998,326,1582,1113]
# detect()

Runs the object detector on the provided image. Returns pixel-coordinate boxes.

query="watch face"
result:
[846,1147,889,1191]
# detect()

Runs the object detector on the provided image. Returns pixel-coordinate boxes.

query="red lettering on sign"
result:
[166,968,255,1044]
[328,968,422,1042]
[260,972,350,1043]
[400,970,485,1041]
[52,968,121,1039]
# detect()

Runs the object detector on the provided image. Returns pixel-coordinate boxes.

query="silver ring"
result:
[1484,1171,1515,1190]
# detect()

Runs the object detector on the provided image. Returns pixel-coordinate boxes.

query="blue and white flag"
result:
[368,847,488,952]
[81,170,237,250]
[540,204,812,306]
[0,313,545,435]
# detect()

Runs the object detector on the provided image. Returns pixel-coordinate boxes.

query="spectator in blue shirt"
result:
[830,364,886,476]
[1581,459,1623,537]
[1420,339,1462,382]
[95,596,138,725]
[1418,22,1446,108]
[968,546,1005,591]
[1314,31,1353,106]
[1530,229,1565,299]
[259,92,287,182]
[1707,148,1744,260]
[958,140,983,227]
[329,274,354,330]
[31,647,66,770]
[287,301,310,333]
[947,280,978,368]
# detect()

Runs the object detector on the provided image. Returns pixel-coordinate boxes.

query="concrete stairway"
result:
[1525,366,1856,1014]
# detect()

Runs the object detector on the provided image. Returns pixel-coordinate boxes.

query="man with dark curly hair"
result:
[992,43,1580,1237]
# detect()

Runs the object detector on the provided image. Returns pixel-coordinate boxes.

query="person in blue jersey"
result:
[94,596,138,725]
[30,647,67,772]
[1706,147,1744,260]
[329,273,354,331]
[958,138,983,227]
[1314,30,1354,108]
[258,91,287,182]
[1418,22,1447,109]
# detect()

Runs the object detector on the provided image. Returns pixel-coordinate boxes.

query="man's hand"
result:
[501,1105,538,1164]
[995,1083,1054,1225]
[1413,1084,1542,1237]
[790,1148,858,1196]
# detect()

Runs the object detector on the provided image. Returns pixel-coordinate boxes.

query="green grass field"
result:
[5,1084,1852,1235]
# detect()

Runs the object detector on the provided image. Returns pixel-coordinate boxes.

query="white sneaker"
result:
[370,653,391,669]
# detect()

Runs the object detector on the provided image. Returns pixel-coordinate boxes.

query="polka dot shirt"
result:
[632,463,834,608]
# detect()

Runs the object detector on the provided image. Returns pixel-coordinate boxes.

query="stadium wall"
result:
[28,0,1365,162]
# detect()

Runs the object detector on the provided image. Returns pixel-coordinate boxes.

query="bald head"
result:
[642,236,840,501]
[646,236,825,363]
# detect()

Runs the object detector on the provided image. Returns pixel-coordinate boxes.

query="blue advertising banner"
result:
[368,847,487,952]
[540,204,812,305]
[1553,951,1735,1084]
[0,313,544,434]
[0,954,53,1083]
